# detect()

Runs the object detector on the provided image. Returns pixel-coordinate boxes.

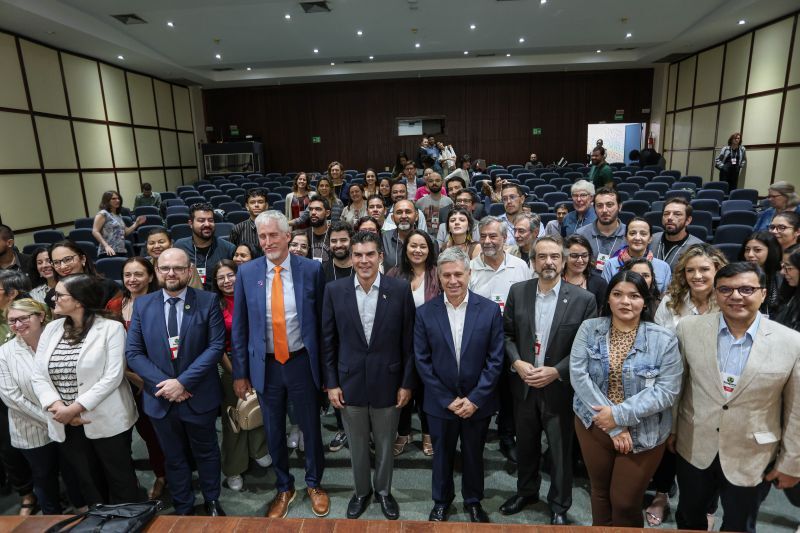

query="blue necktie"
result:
[167,297,180,374]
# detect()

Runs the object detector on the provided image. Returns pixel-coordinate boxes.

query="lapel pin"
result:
[563,299,568,304]
[383,294,387,299]
[184,304,191,310]
[257,280,264,287]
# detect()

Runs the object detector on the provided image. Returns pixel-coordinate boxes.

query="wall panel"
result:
[127,72,158,127]
[62,54,105,120]
[35,117,77,169]
[0,173,48,228]
[690,106,717,148]
[742,93,782,145]
[748,18,793,94]
[0,34,27,110]
[109,126,138,168]
[154,80,175,130]
[695,46,724,106]
[0,111,39,169]
[779,88,800,143]
[688,150,714,181]
[173,86,193,131]
[135,128,163,168]
[46,173,85,224]
[775,147,800,183]
[73,122,113,169]
[19,41,67,116]
[676,57,697,109]
[742,149,775,192]
[100,64,131,124]
[721,34,752,100]
[116,171,142,206]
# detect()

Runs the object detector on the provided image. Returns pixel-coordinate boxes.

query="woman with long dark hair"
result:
[714,132,746,191]
[284,172,312,220]
[442,207,481,259]
[91,191,145,258]
[47,240,120,309]
[29,247,56,305]
[775,243,800,332]
[739,231,783,317]
[563,234,608,310]
[378,177,394,208]
[620,257,662,316]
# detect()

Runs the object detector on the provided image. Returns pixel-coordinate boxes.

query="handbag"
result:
[45,501,163,533]
[226,390,263,433]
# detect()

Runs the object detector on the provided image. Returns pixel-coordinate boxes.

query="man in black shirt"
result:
[306,197,332,262]
[651,197,704,269]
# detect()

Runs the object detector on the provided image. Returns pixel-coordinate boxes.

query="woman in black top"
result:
[739,231,782,317]
[775,243,800,332]
[563,234,608,310]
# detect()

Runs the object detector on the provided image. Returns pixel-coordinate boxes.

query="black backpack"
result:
[45,501,163,533]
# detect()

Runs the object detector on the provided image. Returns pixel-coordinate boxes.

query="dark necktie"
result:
[167,297,180,374]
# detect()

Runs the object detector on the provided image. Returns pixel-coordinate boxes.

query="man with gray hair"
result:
[561,180,596,237]
[508,213,541,264]
[415,247,505,523]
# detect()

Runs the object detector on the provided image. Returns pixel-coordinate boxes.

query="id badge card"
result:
[196,267,206,285]
[721,371,739,396]
[595,253,609,270]
[731,158,737,165]
[430,215,439,231]
[168,335,180,360]
[491,294,505,314]
[534,333,543,367]
[314,257,323,263]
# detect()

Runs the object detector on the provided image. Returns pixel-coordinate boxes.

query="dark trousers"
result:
[496,373,515,439]
[150,407,221,515]
[427,413,491,505]
[575,418,665,527]
[258,351,324,493]
[133,392,166,478]
[59,425,140,506]
[514,390,573,513]
[397,387,429,436]
[676,454,769,533]
[20,442,85,514]
[719,166,740,191]
[0,402,33,496]
[652,448,678,493]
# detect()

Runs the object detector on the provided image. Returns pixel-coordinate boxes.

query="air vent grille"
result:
[299,1,331,13]
[110,13,147,25]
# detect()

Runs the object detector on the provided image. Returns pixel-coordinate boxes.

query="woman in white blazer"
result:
[31,274,140,506]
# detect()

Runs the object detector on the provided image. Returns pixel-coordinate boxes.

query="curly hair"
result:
[665,243,728,315]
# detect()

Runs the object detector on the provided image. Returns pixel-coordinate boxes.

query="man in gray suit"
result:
[500,235,597,524]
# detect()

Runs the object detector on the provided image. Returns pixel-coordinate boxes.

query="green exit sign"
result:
[312,136,321,143]
[614,114,624,121]
[532,128,542,135]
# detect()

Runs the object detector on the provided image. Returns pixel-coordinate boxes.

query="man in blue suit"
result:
[415,247,505,523]
[126,248,226,516]
[321,230,416,520]
[230,210,329,518]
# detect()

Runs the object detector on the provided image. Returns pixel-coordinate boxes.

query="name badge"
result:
[314,257,323,263]
[731,158,737,165]
[534,334,543,367]
[168,335,180,360]
[595,253,610,270]
[196,267,206,285]
[720,371,739,396]
[491,294,505,314]
[430,215,439,231]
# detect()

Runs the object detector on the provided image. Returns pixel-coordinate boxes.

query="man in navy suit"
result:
[230,210,329,518]
[321,230,416,520]
[126,248,226,516]
[415,247,505,523]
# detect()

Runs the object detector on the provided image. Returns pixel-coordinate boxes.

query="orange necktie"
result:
[271,266,289,364]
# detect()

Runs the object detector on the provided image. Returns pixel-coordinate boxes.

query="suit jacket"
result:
[231,254,325,393]
[32,317,137,442]
[321,275,416,408]
[125,288,225,420]
[675,313,800,486]
[504,280,597,403]
[415,291,504,420]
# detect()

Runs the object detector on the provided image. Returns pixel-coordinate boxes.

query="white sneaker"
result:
[298,432,305,452]
[255,453,272,468]
[226,475,243,491]
[287,425,300,449]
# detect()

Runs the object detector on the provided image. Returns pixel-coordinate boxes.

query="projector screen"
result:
[587,123,645,164]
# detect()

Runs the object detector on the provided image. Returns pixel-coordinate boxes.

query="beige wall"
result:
[663,13,800,193]
[0,30,198,245]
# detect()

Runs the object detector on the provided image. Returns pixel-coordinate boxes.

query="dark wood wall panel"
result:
[202,68,654,173]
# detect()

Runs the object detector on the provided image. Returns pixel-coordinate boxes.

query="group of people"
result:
[0,152,798,531]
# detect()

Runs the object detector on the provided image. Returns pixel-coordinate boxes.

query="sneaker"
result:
[255,454,272,468]
[298,432,305,453]
[226,475,243,491]
[287,425,301,449]
[329,431,347,452]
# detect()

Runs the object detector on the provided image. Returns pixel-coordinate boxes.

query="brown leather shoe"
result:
[307,486,330,517]
[266,488,296,518]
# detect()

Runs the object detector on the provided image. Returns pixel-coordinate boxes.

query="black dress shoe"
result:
[499,437,518,464]
[550,511,569,525]
[205,500,226,516]
[500,494,540,515]
[465,503,490,523]
[375,493,399,520]
[428,503,449,521]
[346,491,372,519]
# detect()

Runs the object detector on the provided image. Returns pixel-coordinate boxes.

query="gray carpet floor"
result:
[1,411,798,530]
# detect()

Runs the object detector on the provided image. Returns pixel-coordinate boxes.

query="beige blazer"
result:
[675,313,800,486]
[31,317,137,442]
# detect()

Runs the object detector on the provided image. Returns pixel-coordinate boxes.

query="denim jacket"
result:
[570,317,683,453]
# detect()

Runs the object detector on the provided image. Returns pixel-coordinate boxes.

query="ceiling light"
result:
[738,19,746,25]
[540,0,547,4]
[215,53,222,59]
[518,37,525,43]
[357,30,363,36]
[596,49,602,53]
[464,51,469,55]
[313,48,319,53]
[369,55,374,60]
[284,14,291,20]
[469,24,476,30]
[330,62,335,66]
[415,42,421,48]
[506,53,511,57]
[246,67,252,71]
[625,32,632,38]
[117,55,124,60]
[166,21,174,28]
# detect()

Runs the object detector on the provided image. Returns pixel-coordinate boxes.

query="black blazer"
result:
[321,275,416,408]
[504,280,597,403]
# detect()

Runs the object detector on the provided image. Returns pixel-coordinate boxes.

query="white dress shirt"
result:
[468,253,532,311]
[354,273,381,344]
[535,280,561,366]
[0,337,50,449]
[265,255,304,352]
[445,292,470,371]
[162,288,188,333]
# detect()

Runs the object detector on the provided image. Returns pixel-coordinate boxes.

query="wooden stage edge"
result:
[1,515,681,532]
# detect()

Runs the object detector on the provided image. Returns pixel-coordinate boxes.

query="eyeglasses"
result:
[51,255,77,267]
[501,195,520,203]
[157,266,189,274]
[715,285,764,297]
[289,242,309,250]
[768,224,790,232]
[456,198,473,205]
[571,193,591,200]
[568,253,590,261]
[215,273,236,283]
[52,292,72,301]
[7,314,34,326]
[781,262,797,271]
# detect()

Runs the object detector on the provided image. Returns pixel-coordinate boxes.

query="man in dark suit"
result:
[500,235,597,524]
[415,247,505,523]
[231,210,329,518]
[322,231,416,520]
[126,247,226,516]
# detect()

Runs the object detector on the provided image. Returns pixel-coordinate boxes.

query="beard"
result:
[310,217,326,228]
[332,247,349,260]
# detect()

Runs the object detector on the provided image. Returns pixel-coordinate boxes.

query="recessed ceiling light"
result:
[469,24,476,30]
[415,42,421,48]
[369,55,374,60]
[596,49,602,53]
[246,67,252,71]
[284,14,291,20]
[215,53,222,60]
[518,37,525,43]
[357,30,363,36]
[313,48,319,53]
[330,62,335,66]
[506,53,511,57]
[738,19,746,25]
[166,21,174,28]
[464,51,469,55]
[117,55,124,60]
[540,0,547,4]
[625,32,632,38]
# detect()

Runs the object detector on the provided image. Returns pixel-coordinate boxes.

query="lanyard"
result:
[595,235,619,257]
[193,243,211,270]
[656,236,683,265]
[332,264,352,280]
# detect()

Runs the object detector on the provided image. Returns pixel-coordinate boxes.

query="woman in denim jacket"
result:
[570,270,683,527]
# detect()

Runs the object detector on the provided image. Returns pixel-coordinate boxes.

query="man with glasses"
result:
[437,190,483,247]
[126,248,227,516]
[561,181,597,237]
[673,262,800,533]
[175,203,236,289]
[499,184,526,245]
[230,189,269,249]
[508,214,541,265]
